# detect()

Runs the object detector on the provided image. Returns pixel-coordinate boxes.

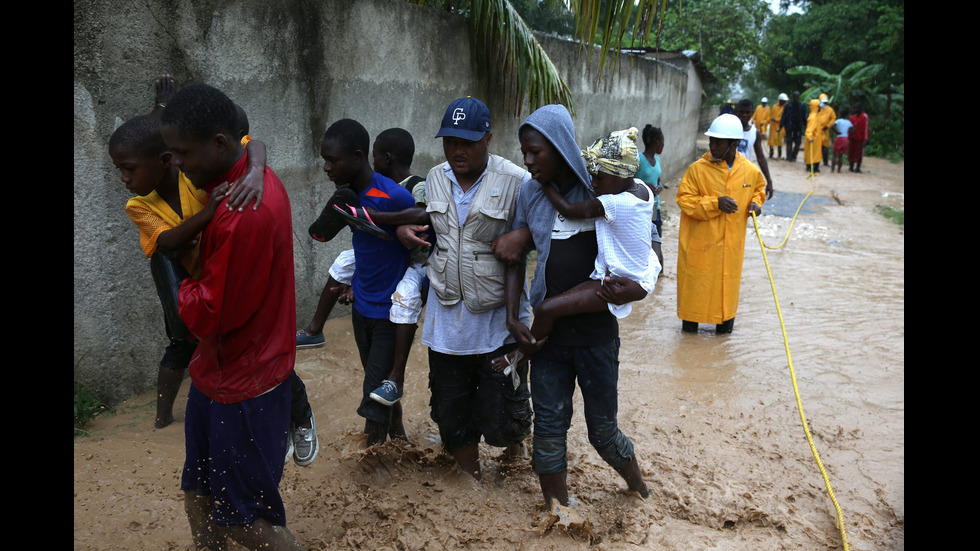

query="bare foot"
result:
[615,457,650,498]
[498,442,527,463]
[364,419,388,447]
[490,340,544,373]
[490,349,523,373]
[154,415,175,430]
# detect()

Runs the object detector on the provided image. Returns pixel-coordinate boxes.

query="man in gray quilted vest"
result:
[397,97,533,479]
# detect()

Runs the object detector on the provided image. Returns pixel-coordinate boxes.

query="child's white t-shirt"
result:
[591,180,660,318]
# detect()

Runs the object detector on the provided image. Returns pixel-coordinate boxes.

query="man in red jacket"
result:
[848,103,870,173]
[162,84,303,551]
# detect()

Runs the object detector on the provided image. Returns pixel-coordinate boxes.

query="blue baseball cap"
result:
[435,97,491,141]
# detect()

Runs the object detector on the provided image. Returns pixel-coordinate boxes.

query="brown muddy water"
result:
[74,157,904,550]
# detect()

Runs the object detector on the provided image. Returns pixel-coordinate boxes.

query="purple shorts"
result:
[181,379,291,527]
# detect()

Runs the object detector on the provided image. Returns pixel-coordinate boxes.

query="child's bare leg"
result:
[155,364,184,429]
[369,324,416,407]
[387,323,416,387]
[388,402,406,441]
[371,265,426,404]
[184,491,227,551]
[304,276,344,336]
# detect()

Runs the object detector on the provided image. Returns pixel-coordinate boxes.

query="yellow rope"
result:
[757,141,819,250]
[749,138,849,549]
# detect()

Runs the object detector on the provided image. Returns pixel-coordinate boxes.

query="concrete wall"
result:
[74,0,701,402]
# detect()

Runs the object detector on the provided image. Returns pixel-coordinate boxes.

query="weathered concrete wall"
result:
[74,0,701,402]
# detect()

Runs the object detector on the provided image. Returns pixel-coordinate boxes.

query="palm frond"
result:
[571,0,662,81]
[412,0,666,116]
[469,0,573,116]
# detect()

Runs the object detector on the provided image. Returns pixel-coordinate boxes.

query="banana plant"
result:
[788,61,884,107]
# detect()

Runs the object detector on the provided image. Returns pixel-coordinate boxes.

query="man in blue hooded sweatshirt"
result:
[503,104,650,507]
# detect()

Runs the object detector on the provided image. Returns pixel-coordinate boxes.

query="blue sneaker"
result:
[369,380,403,406]
[296,330,325,349]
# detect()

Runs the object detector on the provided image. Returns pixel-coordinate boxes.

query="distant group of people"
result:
[736,93,871,173]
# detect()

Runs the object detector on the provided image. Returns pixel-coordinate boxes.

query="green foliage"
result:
[74,379,111,437]
[788,61,883,106]
[510,0,575,36]
[756,0,903,86]
[751,0,903,159]
[865,104,904,161]
[875,205,904,228]
[653,0,771,100]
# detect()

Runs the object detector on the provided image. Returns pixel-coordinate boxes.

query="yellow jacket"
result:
[768,102,785,145]
[676,152,767,324]
[817,104,836,143]
[124,172,207,279]
[752,105,771,133]
[805,100,823,164]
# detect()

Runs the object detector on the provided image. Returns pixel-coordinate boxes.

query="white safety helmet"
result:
[704,114,744,140]
[761,97,768,103]
[778,93,789,101]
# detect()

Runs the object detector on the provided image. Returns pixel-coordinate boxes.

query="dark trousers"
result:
[352,307,397,425]
[786,129,803,161]
[427,344,532,452]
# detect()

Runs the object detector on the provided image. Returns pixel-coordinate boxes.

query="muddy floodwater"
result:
[74,156,904,550]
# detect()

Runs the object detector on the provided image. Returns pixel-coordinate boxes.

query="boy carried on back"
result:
[110,83,265,429]
[110,76,319,469]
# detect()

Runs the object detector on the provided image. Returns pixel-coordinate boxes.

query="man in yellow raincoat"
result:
[752,97,770,140]
[816,93,837,168]
[768,93,788,159]
[804,98,823,170]
[677,114,767,334]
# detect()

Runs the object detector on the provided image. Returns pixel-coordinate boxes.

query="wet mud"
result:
[74,156,904,550]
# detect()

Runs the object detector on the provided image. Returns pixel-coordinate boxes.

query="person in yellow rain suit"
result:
[804,98,823,171]
[816,93,837,168]
[752,97,770,140]
[768,93,788,159]
[676,114,767,334]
